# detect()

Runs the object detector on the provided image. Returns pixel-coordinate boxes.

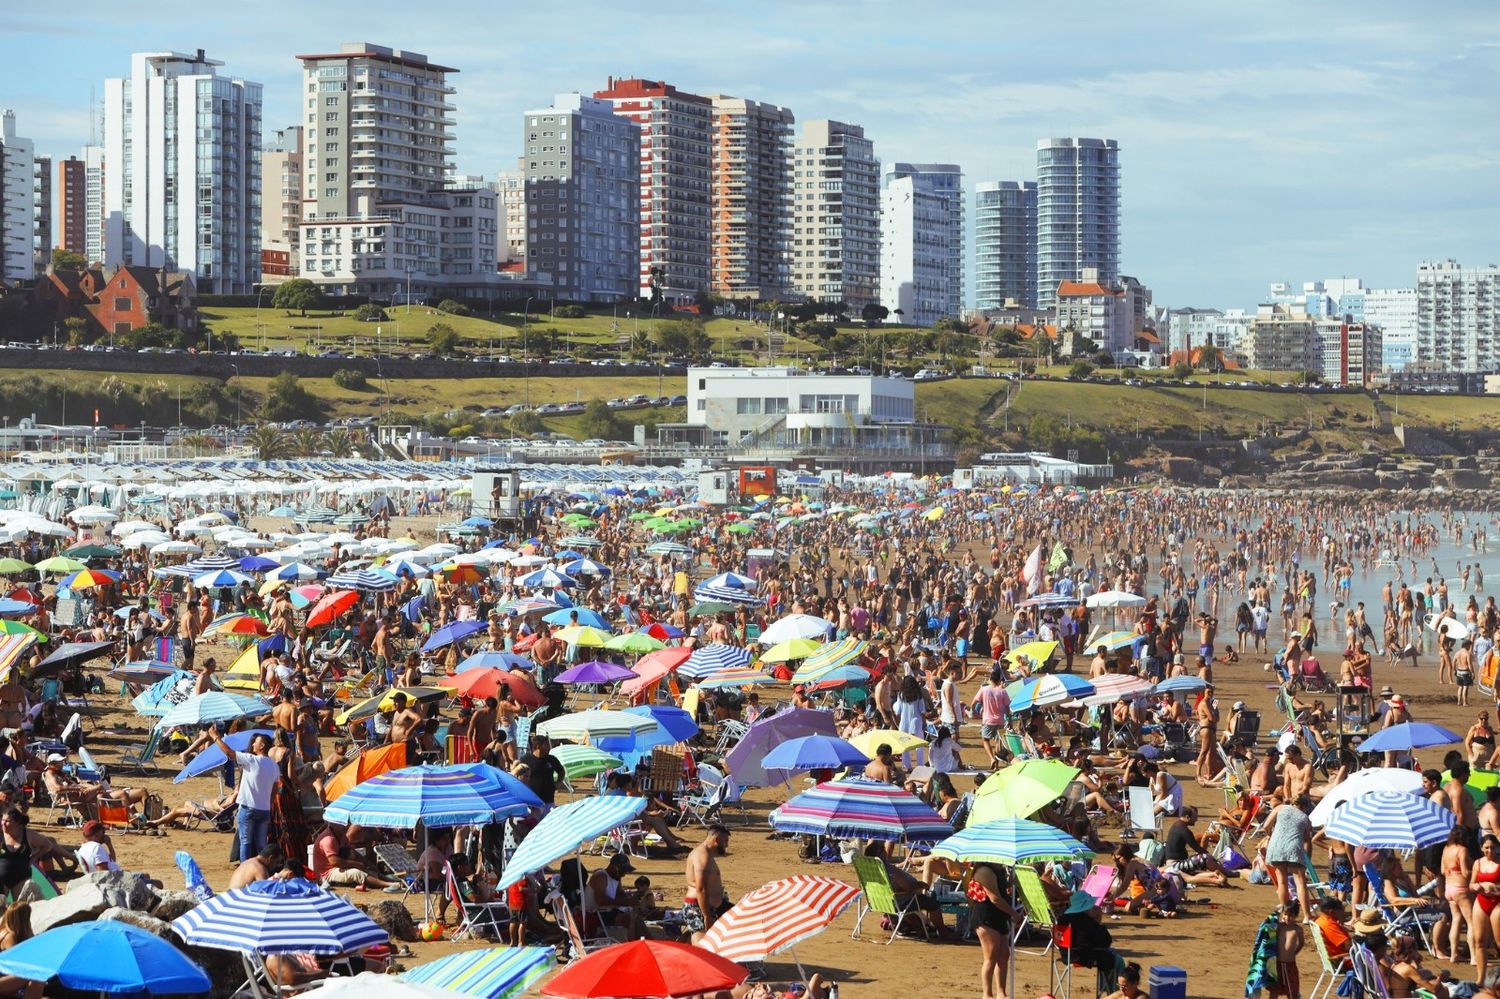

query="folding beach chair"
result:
[116,727,163,777]
[443,860,509,941]
[677,772,728,828]
[713,718,749,754]
[850,854,928,944]
[153,637,178,666]
[644,748,685,797]
[1348,942,1390,997]
[1011,865,1056,955]
[1364,863,1443,953]
[1233,710,1261,746]
[549,887,615,960]
[513,714,532,758]
[1079,864,1116,907]
[375,842,422,900]
[1307,919,1352,999]
[1124,785,1157,838]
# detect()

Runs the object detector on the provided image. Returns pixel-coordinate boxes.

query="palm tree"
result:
[291,428,323,457]
[246,425,290,462]
[323,428,357,458]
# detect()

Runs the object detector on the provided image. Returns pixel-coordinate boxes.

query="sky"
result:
[5,0,1499,309]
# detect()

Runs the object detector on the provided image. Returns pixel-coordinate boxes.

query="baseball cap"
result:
[1232,701,1246,711]
[81,820,104,838]
[607,854,635,873]
[45,753,65,765]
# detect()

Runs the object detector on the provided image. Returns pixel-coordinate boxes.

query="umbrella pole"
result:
[422,824,433,924]
[790,944,807,984]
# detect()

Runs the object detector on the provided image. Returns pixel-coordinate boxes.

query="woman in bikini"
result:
[1468,712,1497,769]
[1471,834,1500,984]
[1440,825,1473,962]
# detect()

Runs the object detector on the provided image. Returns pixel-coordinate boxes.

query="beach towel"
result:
[1244,911,1279,997]
[176,850,214,901]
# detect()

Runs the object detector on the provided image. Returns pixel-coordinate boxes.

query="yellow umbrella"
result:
[923,506,945,521]
[759,638,824,664]
[221,644,263,692]
[257,578,288,597]
[848,729,928,757]
[1005,640,1059,667]
[334,686,447,726]
[552,625,610,647]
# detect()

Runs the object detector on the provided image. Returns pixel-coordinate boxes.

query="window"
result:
[735,397,762,415]
[114,297,132,312]
[764,397,788,414]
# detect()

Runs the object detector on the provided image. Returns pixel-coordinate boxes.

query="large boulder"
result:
[152,888,202,922]
[65,869,159,912]
[358,899,416,942]
[31,882,110,933]
[99,906,173,937]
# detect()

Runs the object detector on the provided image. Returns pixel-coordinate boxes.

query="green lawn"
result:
[1380,393,1500,431]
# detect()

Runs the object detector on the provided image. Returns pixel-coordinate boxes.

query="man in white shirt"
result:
[208,724,280,862]
[76,820,120,873]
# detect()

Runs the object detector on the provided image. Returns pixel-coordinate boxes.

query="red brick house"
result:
[37,266,197,337]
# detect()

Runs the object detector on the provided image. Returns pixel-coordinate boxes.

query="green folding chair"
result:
[850,854,929,945]
[1011,865,1056,955]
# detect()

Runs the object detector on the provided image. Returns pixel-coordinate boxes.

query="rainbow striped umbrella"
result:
[696,666,778,690]
[790,638,867,683]
[930,817,1092,865]
[1005,674,1095,712]
[400,947,555,999]
[769,776,953,843]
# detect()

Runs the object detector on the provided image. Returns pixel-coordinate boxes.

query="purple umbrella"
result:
[555,660,636,685]
[724,707,838,788]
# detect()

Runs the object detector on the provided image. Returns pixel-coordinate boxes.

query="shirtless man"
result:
[863,743,901,785]
[371,616,394,671]
[531,627,560,678]
[1088,645,1110,680]
[271,690,300,759]
[228,844,286,890]
[193,658,217,696]
[1197,614,1217,683]
[1446,761,1480,857]
[1280,744,1314,811]
[470,697,497,755]
[1194,689,1217,785]
[388,693,424,749]
[684,824,730,933]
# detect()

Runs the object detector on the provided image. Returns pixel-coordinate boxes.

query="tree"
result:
[1170,362,1195,379]
[323,428,357,458]
[801,321,838,341]
[352,303,387,322]
[427,322,459,356]
[652,319,706,357]
[1093,350,1115,368]
[509,410,544,435]
[331,368,368,390]
[1196,345,1224,372]
[290,428,323,457]
[436,299,470,317]
[259,372,320,422]
[579,399,627,440]
[246,425,290,461]
[272,279,322,317]
[860,303,889,328]
[63,317,92,347]
[50,249,87,272]
[1068,360,1095,380]
[628,328,651,361]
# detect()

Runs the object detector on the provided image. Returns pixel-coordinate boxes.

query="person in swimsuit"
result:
[1468,711,1497,767]
[1471,834,1500,985]
[1440,825,1473,962]
[969,861,1020,999]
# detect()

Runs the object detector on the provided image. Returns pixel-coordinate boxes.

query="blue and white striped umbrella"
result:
[181,554,240,575]
[325,568,398,592]
[322,763,542,829]
[153,691,272,730]
[400,947,554,999]
[1006,674,1096,712]
[702,571,756,591]
[561,557,611,577]
[1322,789,1456,849]
[693,582,762,606]
[268,561,323,582]
[645,541,694,556]
[516,568,573,590]
[769,776,953,843]
[496,795,647,890]
[679,643,753,681]
[172,877,388,954]
[1153,675,1209,695]
[194,568,253,589]
[930,818,1093,865]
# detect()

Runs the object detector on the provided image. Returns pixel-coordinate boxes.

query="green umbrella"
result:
[63,543,122,561]
[550,744,624,782]
[33,556,87,574]
[604,631,666,654]
[1446,767,1499,807]
[971,758,1081,823]
[628,512,656,522]
[690,601,738,617]
[725,523,753,534]
[0,621,45,641]
[0,558,32,575]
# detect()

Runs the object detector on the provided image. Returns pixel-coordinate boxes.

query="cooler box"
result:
[1149,965,1187,999]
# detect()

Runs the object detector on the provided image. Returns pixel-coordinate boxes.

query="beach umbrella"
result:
[552,624,611,648]
[66,505,118,524]
[151,540,201,556]
[769,776,953,843]
[1006,674,1095,712]
[154,691,272,730]
[645,541,694,556]
[1322,789,1456,849]
[701,571,756,591]
[621,660,676,698]
[791,638,867,683]
[132,670,208,717]
[1309,768,1425,826]
[1005,640,1060,669]
[111,519,158,537]
[0,918,211,995]
[971,759,1081,823]
[1357,722,1463,754]
[561,558,611,577]
[33,556,87,574]
[458,651,534,673]
[518,568,573,590]
[555,660,636,685]
[698,876,860,976]
[299,971,469,998]
[0,621,43,643]
[544,607,610,630]
[724,708,838,787]
[680,643,752,681]
[845,729,928,758]
[0,558,31,575]
[1085,590,1147,608]
[759,638,824,664]
[400,947,555,999]
[122,530,172,550]
[596,704,702,756]
[320,743,410,802]
[109,659,177,685]
[268,561,323,582]
[498,596,560,617]
[0,599,34,618]
[334,686,447,725]
[537,708,657,742]
[323,763,541,828]
[325,569,398,592]
[760,735,869,775]
[1087,630,1140,652]
[194,568,253,589]
[32,639,114,676]
[695,666,778,690]
[758,614,834,645]
[497,795,648,890]
[421,620,488,653]
[171,877,389,954]
[930,817,1092,865]
[171,729,274,783]
[540,940,746,999]
[306,590,361,628]
[636,647,692,674]
[634,622,684,641]
[1076,673,1155,707]
[551,744,624,782]
[1153,675,1209,695]
[692,582,761,606]
[62,542,122,560]
[604,631,666,655]
[439,668,516,702]
[437,563,487,585]
[688,601,739,617]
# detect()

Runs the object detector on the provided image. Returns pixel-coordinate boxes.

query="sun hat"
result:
[1352,908,1386,935]
[1064,890,1095,915]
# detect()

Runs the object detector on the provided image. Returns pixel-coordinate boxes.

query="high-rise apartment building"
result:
[708,95,794,301]
[32,155,50,272]
[260,126,302,281]
[521,94,639,303]
[56,155,87,256]
[83,145,104,265]
[0,111,36,282]
[594,78,711,302]
[1415,260,1500,373]
[879,175,949,327]
[789,120,879,310]
[1364,286,1417,371]
[885,163,963,317]
[104,51,262,293]
[1036,138,1119,310]
[496,169,525,265]
[974,180,1036,309]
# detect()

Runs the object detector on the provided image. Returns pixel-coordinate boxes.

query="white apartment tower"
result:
[104,50,262,293]
[1036,138,1119,310]
[521,94,640,303]
[975,180,1037,309]
[1416,260,1500,373]
[83,145,105,265]
[879,175,949,327]
[1364,286,1417,371]
[260,125,303,281]
[884,163,963,318]
[594,78,712,302]
[0,111,35,282]
[497,169,526,265]
[790,120,879,309]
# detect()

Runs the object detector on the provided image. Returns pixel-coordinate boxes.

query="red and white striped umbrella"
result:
[698,876,860,969]
[1073,673,1155,707]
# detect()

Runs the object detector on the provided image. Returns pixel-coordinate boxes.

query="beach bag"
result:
[1218,844,1249,872]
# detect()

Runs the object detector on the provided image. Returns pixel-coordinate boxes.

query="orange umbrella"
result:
[438,563,485,585]
[636,647,692,673]
[324,742,407,802]
[306,589,360,628]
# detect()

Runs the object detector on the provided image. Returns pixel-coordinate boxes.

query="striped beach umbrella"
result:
[769,777,953,843]
[679,643,752,681]
[790,638,867,683]
[644,541,694,556]
[1076,673,1155,707]
[322,763,542,829]
[400,947,555,999]
[326,569,398,592]
[930,818,1092,865]
[536,708,657,743]
[181,554,240,575]
[1322,789,1456,849]
[517,568,573,590]
[171,877,389,954]
[497,795,648,890]
[1309,769,1425,827]
[692,582,761,606]
[1088,630,1140,651]
[153,691,272,730]
[695,666,778,690]
[551,744,624,782]
[699,876,860,970]
[204,613,270,638]
[1006,674,1095,712]
[194,568,253,589]
[58,568,122,590]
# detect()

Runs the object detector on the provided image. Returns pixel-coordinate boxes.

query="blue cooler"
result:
[1148,965,1187,999]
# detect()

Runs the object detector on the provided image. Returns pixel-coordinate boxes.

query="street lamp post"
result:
[522,296,534,407]
[254,286,273,352]
[231,363,241,427]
